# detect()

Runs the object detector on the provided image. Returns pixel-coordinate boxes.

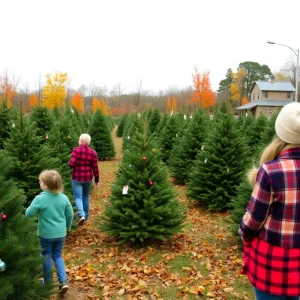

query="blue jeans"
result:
[254,288,299,300]
[72,180,92,220]
[40,237,67,283]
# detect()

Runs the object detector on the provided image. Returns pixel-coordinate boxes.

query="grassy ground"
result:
[55,129,255,300]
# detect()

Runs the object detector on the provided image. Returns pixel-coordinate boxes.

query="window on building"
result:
[264,91,268,98]
[287,92,291,98]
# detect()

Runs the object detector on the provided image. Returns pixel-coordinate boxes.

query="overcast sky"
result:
[0,0,299,94]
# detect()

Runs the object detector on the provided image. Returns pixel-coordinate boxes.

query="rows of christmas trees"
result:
[0,102,116,299]
[108,104,278,240]
[0,100,278,298]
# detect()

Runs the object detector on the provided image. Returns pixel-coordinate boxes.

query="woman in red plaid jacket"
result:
[239,102,300,300]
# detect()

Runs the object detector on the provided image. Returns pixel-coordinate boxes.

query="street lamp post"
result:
[267,41,299,102]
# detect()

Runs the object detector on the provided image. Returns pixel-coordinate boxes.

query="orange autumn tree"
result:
[92,97,101,112]
[171,96,177,113]
[241,96,249,105]
[100,99,108,115]
[71,92,83,113]
[29,94,38,108]
[0,73,17,108]
[42,72,68,109]
[191,68,215,109]
[166,97,172,114]
[166,96,177,114]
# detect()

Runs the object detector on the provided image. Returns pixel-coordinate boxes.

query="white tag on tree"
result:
[122,185,129,195]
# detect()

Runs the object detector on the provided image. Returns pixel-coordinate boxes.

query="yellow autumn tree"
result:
[230,82,240,101]
[92,97,101,113]
[230,70,247,103]
[29,94,38,108]
[71,92,83,113]
[42,72,68,109]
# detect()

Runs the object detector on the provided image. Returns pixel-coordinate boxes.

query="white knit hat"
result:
[275,102,300,144]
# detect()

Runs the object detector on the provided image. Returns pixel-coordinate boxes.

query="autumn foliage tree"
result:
[92,97,101,112]
[191,68,215,109]
[166,96,177,114]
[42,72,68,109]
[100,99,108,115]
[29,94,38,108]
[0,73,17,108]
[230,69,247,104]
[71,92,83,113]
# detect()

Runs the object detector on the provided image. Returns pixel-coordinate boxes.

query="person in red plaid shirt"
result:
[68,133,99,225]
[239,102,300,299]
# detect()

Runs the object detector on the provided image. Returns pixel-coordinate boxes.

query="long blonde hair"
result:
[248,136,300,186]
[39,170,63,194]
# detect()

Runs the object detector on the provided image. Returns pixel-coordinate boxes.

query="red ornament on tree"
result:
[1,213,7,221]
[149,181,153,186]
[142,156,147,161]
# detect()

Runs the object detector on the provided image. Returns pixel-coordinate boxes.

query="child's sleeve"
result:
[25,198,40,217]
[65,199,74,230]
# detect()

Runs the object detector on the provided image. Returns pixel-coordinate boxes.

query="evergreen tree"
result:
[238,114,256,148]
[89,110,116,160]
[158,115,180,164]
[106,115,115,131]
[260,111,278,146]
[29,106,54,140]
[0,102,13,149]
[46,113,77,198]
[229,176,253,235]
[64,105,82,137]
[101,123,186,243]
[70,107,85,133]
[169,109,210,184]
[230,111,279,236]
[148,109,161,135]
[247,112,268,152]
[187,111,250,211]
[155,113,169,137]
[0,152,54,299]
[81,112,93,132]
[116,114,128,137]
[122,113,143,152]
[4,113,59,206]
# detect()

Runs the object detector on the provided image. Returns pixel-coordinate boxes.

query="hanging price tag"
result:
[122,185,129,195]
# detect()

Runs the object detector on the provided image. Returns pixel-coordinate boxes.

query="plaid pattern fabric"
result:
[242,237,300,296]
[68,144,99,183]
[239,148,300,248]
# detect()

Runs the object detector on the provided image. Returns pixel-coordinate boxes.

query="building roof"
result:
[236,100,294,110]
[250,81,295,93]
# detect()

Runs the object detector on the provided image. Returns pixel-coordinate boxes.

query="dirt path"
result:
[52,129,123,300]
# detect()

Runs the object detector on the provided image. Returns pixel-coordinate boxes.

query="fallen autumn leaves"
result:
[60,130,254,300]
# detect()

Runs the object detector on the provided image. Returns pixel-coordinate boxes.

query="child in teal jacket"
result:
[26,170,74,294]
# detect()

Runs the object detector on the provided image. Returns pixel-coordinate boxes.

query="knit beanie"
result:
[275,102,300,144]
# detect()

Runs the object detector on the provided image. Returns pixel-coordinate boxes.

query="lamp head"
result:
[267,41,275,44]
